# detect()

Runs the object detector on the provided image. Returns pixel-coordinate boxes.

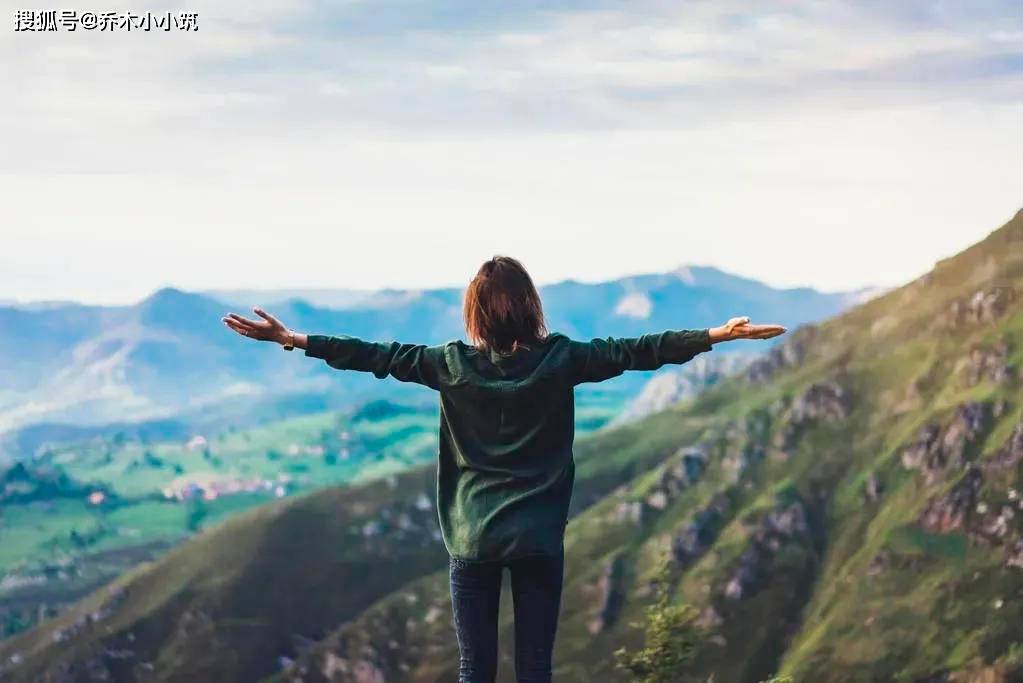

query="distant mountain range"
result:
[0,266,868,457]
[2,213,1018,682]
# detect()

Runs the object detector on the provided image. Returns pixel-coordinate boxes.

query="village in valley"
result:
[0,401,441,639]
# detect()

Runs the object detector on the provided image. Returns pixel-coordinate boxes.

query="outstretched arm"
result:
[222,308,444,389]
[569,317,785,385]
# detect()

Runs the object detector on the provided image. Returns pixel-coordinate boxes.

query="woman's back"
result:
[437,333,579,561]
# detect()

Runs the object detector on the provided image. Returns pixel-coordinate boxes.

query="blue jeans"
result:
[448,551,565,683]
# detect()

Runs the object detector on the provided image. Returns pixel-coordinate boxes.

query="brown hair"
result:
[464,256,548,354]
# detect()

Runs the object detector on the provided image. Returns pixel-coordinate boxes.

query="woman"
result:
[223,256,785,683]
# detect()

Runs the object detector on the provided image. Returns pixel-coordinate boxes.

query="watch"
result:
[282,330,295,351]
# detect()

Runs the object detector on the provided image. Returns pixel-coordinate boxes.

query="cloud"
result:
[2,0,1022,302]
[6,0,1023,151]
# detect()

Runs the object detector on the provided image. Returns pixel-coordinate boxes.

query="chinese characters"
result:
[13,10,199,31]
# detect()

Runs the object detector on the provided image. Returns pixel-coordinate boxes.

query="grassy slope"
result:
[4,210,1023,682]
[281,211,1023,683]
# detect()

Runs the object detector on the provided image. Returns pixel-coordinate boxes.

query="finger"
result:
[727,316,751,334]
[747,324,786,339]
[731,322,753,337]
[253,307,283,327]
[226,313,260,329]
[223,319,252,337]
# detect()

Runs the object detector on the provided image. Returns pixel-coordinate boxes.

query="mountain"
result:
[6,206,1018,683]
[0,267,855,455]
[610,352,756,427]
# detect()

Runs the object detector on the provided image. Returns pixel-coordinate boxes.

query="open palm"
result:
[222,308,288,344]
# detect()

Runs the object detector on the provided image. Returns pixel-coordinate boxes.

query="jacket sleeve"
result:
[568,329,713,385]
[304,335,446,390]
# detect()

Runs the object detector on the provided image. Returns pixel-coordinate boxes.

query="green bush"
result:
[614,559,700,683]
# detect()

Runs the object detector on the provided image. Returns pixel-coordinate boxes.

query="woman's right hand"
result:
[222,307,290,345]
[709,316,787,343]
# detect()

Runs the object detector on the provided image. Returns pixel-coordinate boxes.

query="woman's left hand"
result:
[709,316,787,343]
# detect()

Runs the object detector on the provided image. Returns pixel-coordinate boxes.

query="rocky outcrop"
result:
[775,381,850,455]
[614,353,754,425]
[984,421,1023,472]
[50,586,128,645]
[720,412,771,481]
[642,447,709,514]
[723,445,765,483]
[937,287,1015,330]
[353,489,442,547]
[864,474,884,503]
[723,501,812,601]
[1006,540,1023,570]
[915,419,1023,570]
[790,381,850,424]
[746,337,808,384]
[918,467,983,533]
[866,549,891,577]
[901,403,991,483]
[959,342,1014,386]
[588,555,627,634]
[317,653,385,683]
[671,494,730,568]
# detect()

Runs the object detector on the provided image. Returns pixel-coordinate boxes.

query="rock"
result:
[937,286,1015,330]
[614,354,754,425]
[775,381,849,454]
[864,474,883,502]
[724,440,766,482]
[723,501,812,601]
[993,398,1008,418]
[746,337,808,384]
[985,421,1023,472]
[763,503,809,537]
[613,501,643,524]
[919,467,983,533]
[866,550,891,577]
[587,556,626,634]
[49,587,128,645]
[671,494,729,568]
[941,403,991,466]
[901,403,991,482]
[352,659,386,683]
[723,546,760,601]
[645,490,669,510]
[675,448,709,486]
[1006,540,1023,570]
[321,652,349,678]
[790,381,850,424]
[639,447,709,515]
[976,505,1016,541]
[695,606,723,629]
[960,342,1013,386]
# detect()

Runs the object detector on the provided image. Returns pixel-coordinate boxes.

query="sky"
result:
[3,0,1022,305]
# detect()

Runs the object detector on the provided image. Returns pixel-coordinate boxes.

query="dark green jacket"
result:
[306,329,713,562]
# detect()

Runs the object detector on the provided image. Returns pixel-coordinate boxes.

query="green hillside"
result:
[2,210,1022,682]
[0,400,444,641]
